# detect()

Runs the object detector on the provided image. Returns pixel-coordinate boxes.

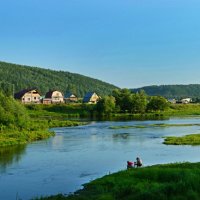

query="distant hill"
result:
[0,61,118,97]
[132,85,200,99]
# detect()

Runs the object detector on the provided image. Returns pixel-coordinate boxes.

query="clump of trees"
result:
[96,89,169,115]
[147,96,169,112]
[0,92,29,130]
[96,96,116,115]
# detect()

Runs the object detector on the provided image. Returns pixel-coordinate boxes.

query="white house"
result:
[181,98,192,104]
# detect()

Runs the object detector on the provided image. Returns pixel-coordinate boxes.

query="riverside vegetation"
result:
[37,162,200,200]
[2,87,200,147]
[0,92,85,147]
[164,134,200,145]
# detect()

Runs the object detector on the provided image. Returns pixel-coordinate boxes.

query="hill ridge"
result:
[0,61,118,97]
[132,84,200,99]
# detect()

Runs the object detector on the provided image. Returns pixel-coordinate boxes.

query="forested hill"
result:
[132,84,200,99]
[0,61,118,97]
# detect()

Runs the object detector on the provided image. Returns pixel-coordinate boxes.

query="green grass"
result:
[164,103,200,116]
[164,134,200,145]
[36,162,200,200]
[0,120,86,147]
[26,104,95,119]
[109,123,200,129]
[0,129,55,147]
[109,125,147,129]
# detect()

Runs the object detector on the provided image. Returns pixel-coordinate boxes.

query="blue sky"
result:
[1,0,200,88]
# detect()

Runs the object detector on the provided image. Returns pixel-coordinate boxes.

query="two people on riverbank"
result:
[127,157,142,169]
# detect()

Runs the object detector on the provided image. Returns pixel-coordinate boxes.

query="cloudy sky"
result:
[1,0,200,88]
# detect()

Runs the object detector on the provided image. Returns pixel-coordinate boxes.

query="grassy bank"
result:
[164,134,200,145]
[26,104,95,119]
[164,103,200,116]
[0,129,54,147]
[0,119,86,147]
[26,103,200,120]
[36,162,200,200]
[0,94,88,147]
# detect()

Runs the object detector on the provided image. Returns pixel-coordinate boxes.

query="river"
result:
[1,117,200,200]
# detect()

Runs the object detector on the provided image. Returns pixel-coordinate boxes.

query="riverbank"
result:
[3,102,200,147]
[37,162,200,200]
[0,93,88,147]
[0,120,86,147]
[26,103,200,120]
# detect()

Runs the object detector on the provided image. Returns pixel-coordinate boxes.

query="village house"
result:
[83,92,100,104]
[181,98,192,104]
[65,92,78,103]
[14,89,41,104]
[43,90,64,104]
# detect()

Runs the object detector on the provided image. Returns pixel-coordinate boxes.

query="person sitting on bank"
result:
[134,157,142,167]
[127,161,134,169]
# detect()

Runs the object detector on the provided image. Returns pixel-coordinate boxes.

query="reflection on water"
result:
[1,117,200,200]
[0,145,26,172]
[113,133,130,140]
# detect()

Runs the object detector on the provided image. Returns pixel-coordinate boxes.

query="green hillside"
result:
[132,84,200,99]
[0,61,118,97]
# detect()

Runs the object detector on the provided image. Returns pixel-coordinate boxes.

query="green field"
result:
[165,103,200,116]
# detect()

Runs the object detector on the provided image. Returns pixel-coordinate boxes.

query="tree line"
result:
[96,89,169,115]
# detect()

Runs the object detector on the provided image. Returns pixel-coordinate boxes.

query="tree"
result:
[0,92,29,130]
[96,96,116,115]
[113,89,147,113]
[129,90,147,113]
[112,89,132,112]
[147,96,169,111]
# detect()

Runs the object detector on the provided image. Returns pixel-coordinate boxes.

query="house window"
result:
[28,98,31,101]
[34,97,37,100]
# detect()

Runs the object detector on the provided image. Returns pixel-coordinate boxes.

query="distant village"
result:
[168,98,192,104]
[14,88,194,105]
[14,89,101,104]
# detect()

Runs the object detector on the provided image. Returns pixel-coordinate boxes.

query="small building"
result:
[43,90,64,104]
[14,89,41,104]
[65,92,78,103]
[83,92,100,104]
[181,98,192,104]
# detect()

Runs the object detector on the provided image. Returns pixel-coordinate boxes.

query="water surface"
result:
[1,117,200,199]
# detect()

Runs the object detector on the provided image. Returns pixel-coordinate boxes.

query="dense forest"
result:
[0,61,118,97]
[132,84,200,99]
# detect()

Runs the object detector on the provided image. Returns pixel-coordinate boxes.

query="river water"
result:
[1,117,200,200]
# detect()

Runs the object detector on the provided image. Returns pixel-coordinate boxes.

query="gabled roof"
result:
[83,92,97,102]
[14,88,39,99]
[65,92,77,98]
[45,90,63,98]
